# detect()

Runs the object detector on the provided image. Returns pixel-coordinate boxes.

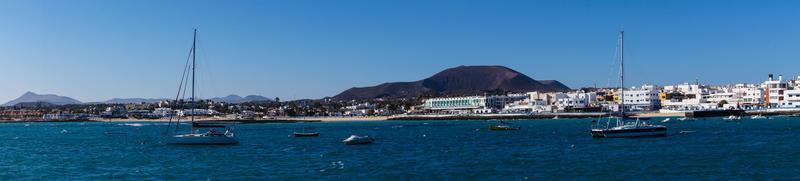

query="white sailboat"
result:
[591,30,667,138]
[166,29,239,145]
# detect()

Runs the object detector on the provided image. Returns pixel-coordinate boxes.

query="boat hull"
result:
[489,125,520,131]
[294,132,320,137]
[591,127,667,138]
[343,136,374,145]
[344,139,374,145]
[168,134,239,145]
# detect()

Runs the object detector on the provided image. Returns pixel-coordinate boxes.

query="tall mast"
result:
[191,29,197,125]
[620,30,625,118]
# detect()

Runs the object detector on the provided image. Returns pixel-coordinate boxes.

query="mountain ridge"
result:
[2,91,83,106]
[333,65,571,100]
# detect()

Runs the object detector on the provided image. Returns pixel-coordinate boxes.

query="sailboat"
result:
[590,30,667,138]
[165,29,239,145]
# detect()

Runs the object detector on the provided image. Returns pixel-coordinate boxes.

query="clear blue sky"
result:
[2,0,800,102]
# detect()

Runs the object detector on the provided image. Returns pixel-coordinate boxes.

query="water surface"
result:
[2,118,799,179]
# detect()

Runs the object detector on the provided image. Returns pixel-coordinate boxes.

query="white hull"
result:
[169,134,239,145]
[343,135,374,145]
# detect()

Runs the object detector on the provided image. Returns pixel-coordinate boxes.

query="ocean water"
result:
[2,117,800,180]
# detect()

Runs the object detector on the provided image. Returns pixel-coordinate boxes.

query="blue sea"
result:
[2,117,800,180]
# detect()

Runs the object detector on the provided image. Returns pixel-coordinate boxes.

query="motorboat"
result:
[724,115,742,121]
[489,124,520,131]
[489,120,520,131]
[660,118,671,123]
[343,135,374,145]
[750,115,768,119]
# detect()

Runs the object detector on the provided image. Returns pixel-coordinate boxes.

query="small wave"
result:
[319,161,345,172]
[117,123,144,127]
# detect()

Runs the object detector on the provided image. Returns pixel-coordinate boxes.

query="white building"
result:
[661,83,709,111]
[423,94,527,114]
[554,91,597,111]
[732,84,764,107]
[178,109,218,116]
[762,74,788,108]
[780,89,800,108]
[622,84,660,111]
[152,108,175,117]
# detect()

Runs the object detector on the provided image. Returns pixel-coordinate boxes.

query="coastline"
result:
[4,109,799,123]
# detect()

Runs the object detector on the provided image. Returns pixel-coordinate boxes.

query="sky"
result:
[1,0,800,103]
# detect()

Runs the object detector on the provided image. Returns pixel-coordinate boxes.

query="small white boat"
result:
[724,115,741,120]
[661,118,671,123]
[677,117,691,121]
[750,115,767,119]
[343,135,374,145]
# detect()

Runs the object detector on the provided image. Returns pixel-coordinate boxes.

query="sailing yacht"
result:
[591,30,667,138]
[166,29,239,145]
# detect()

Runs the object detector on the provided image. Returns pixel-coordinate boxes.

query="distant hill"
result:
[9,101,58,108]
[209,95,272,103]
[101,98,168,104]
[333,65,571,100]
[3,92,82,106]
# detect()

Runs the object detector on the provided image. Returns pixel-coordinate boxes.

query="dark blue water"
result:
[2,118,800,180]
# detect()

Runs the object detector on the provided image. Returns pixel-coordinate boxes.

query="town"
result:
[2,73,799,122]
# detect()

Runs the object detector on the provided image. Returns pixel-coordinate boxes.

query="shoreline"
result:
[4,110,799,123]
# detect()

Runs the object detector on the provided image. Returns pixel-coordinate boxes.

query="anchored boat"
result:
[165,29,239,145]
[489,120,520,131]
[343,135,374,145]
[294,127,320,137]
[590,30,667,138]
